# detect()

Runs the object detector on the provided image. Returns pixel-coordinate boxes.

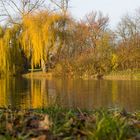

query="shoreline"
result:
[22,71,53,79]
[22,71,140,80]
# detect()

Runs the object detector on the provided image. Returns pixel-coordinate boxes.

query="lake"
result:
[0,77,140,111]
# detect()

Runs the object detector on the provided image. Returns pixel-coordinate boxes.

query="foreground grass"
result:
[0,107,140,140]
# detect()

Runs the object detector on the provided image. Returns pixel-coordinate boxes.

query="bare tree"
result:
[50,0,70,15]
[0,0,46,24]
[117,8,140,42]
[84,11,109,48]
[116,10,140,70]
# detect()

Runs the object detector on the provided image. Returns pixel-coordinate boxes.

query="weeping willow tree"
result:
[21,11,63,72]
[0,25,26,76]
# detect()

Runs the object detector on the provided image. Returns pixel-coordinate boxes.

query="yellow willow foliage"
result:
[21,11,61,68]
[0,25,24,75]
[0,28,11,74]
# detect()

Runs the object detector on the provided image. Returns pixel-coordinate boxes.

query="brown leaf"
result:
[39,115,51,130]
[6,123,13,131]
[31,135,47,140]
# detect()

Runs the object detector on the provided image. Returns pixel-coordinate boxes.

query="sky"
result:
[69,0,140,28]
[0,0,139,28]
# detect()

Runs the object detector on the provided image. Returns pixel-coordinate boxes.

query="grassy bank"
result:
[22,71,53,79]
[104,70,140,80]
[0,107,140,140]
[22,70,140,81]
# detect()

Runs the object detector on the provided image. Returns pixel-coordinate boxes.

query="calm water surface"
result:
[0,77,140,111]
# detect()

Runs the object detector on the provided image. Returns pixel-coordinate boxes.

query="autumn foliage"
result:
[0,8,140,77]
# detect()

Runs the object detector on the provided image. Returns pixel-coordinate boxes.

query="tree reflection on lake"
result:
[0,77,140,111]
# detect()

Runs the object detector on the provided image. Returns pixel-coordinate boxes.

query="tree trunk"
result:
[41,59,46,72]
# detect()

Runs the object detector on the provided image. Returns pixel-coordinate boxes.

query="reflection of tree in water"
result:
[0,77,50,109]
[0,78,9,108]
[54,79,140,111]
[0,77,140,111]
[113,81,140,111]
[9,77,30,109]
[54,79,112,109]
[0,77,30,109]
[111,81,118,104]
[30,78,48,109]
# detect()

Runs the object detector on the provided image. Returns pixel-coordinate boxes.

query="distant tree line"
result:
[0,0,140,77]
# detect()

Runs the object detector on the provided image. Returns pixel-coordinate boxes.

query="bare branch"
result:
[0,0,46,24]
[10,0,23,14]
[50,0,70,15]
[0,0,15,23]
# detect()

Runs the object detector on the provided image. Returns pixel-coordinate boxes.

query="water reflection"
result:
[0,77,140,111]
